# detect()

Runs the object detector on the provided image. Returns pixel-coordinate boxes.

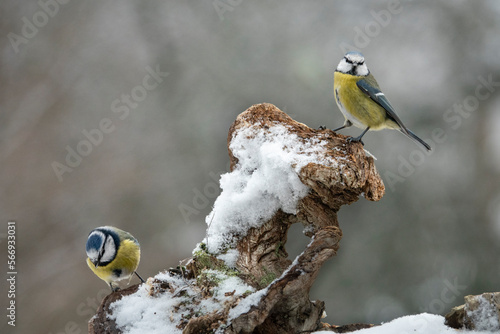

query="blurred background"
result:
[1,0,500,332]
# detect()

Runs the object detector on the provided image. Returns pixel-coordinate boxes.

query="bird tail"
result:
[399,128,432,151]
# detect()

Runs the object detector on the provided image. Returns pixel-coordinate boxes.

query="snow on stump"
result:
[445,292,500,331]
[88,103,384,334]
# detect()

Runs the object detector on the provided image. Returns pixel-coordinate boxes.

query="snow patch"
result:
[205,124,336,258]
[109,270,255,334]
[227,287,269,321]
[202,269,255,301]
[465,295,500,331]
[313,313,494,334]
[109,284,184,334]
[215,248,239,268]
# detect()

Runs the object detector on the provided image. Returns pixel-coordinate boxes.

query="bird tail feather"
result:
[399,128,431,151]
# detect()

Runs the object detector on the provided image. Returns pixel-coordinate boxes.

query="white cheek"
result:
[337,59,352,73]
[100,236,116,263]
[356,64,369,76]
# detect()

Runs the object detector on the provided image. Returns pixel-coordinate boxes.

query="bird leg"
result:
[332,120,353,132]
[109,282,120,292]
[135,271,146,283]
[347,126,370,146]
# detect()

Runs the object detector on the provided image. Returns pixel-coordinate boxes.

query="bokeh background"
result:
[1,1,500,333]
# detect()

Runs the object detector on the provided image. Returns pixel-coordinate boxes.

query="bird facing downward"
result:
[333,51,431,151]
[86,226,145,291]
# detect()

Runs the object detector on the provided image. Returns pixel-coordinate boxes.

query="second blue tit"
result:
[333,51,431,151]
[86,226,145,292]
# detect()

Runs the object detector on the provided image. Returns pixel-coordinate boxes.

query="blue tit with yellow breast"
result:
[333,51,431,151]
[86,226,145,291]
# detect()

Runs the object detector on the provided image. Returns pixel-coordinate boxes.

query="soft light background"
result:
[1,1,500,333]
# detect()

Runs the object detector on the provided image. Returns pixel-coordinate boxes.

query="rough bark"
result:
[445,292,500,331]
[88,285,139,334]
[89,103,385,333]
[229,103,383,289]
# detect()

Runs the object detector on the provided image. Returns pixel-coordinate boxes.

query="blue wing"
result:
[356,78,431,151]
[356,79,407,131]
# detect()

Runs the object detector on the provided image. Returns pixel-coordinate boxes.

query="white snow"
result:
[227,286,269,321]
[214,248,239,268]
[204,123,337,261]
[465,295,500,331]
[202,269,255,301]
[313,313,497,334]
[109,270,255,334]
[109,283,184,334]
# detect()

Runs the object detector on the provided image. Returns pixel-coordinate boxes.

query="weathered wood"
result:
[89,103,385,334]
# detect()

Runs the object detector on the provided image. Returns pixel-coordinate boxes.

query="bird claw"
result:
[317,125,326,131]
[346,137,364,146]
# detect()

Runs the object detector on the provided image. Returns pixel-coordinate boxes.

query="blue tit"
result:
[333,51,431,151]
[86,226,145,291]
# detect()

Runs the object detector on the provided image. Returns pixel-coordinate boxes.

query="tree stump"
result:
[89,103,384,334]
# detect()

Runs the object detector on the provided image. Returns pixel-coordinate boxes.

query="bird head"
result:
[86,227,119,268]
[336,51,369,76]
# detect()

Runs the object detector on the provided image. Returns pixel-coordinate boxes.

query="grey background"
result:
[1,1,500,333]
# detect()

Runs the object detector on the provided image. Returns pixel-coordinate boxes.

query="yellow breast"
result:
[87,239,140,284]
[333,72,387,130]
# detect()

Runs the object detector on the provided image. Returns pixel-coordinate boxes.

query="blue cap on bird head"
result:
[86,228,119,266]
[86,232,104,254]
[344,51,365,65]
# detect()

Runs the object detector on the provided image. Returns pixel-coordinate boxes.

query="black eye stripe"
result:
[344,57,364,66]
[98,237,106,260]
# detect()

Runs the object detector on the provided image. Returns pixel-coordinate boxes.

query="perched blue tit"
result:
[86,226,145,291]
[333,51,431,151]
